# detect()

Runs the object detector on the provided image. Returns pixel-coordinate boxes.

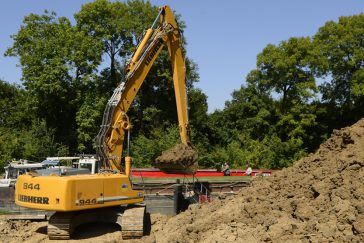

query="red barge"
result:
[131,168,275,178]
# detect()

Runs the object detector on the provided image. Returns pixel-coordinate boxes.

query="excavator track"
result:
[48,212,74,240]
[121,206,146,239]
[47,205,146,240]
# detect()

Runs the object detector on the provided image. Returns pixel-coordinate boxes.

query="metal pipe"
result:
[127,129,131,156]
[151,8,163,29]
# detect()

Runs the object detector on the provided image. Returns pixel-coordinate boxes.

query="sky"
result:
[1,1,363,112]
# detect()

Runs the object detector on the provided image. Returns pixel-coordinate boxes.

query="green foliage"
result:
[0,120,68,173]
[257,37,317,111]
[221,81,275,141]
[5,10,102,149]
[352,69,364,97]
[131,125,180,167]
[0,81,69,171]
[314,14,364,106]
[76,95,107,152]
[76,0,136,84]
[0,80,28,128]
[197,132,306,170]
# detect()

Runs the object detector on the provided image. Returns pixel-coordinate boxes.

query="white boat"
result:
[40,156,98,174]
[0,156,99,187]
[0,160,45,187]
[0,178,11,187]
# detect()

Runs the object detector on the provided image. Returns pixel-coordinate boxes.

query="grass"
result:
[0,210,12,215]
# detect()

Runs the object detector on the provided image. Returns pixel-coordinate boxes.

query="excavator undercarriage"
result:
[47,205,146,240]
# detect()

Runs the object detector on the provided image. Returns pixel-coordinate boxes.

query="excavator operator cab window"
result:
[79,163,92,173]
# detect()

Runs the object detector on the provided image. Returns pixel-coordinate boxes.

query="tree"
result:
[131,125,180,167]
[313,14,364,124]
[0,80,29,128]
[188,88,210,141]
[222,78,275,141]
[0,120,68,170]
[257,37,317,113]
[75,0,148,84]
[253,37,324,148]
[5,11,102,149]
[0,80,70,171]
[76,94,107,152]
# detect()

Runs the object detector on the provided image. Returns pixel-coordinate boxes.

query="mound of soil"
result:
[146,119,364,242]
[155,143,198,166]
[0,214,167,242]
[0,219,129,243]
[0,220,47,243]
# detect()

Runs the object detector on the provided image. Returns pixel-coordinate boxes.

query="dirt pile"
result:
[0,219,128,243]
[146,119,364,242]
[0,219,47,242]
[0,215,166,242]
[154,143,198,174]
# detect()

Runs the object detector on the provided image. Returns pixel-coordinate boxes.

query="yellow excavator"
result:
[15,6,196,240]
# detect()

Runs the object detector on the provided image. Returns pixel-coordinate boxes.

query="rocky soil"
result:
[1,119,364,242]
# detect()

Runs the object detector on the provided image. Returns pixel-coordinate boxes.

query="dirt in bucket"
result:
[155,143,198,166]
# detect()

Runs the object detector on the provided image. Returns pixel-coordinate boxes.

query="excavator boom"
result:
[96,6,191,173]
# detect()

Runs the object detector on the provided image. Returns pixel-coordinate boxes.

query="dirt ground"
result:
[0,214,168,243]
[1,119,364,242]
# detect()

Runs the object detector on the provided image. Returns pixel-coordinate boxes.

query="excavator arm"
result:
[96,6,190,172]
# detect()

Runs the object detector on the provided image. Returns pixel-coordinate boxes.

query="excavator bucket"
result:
[154,144,198,174]
[156,162,198,174]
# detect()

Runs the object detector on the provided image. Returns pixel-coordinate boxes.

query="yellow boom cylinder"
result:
[131,29,154,64]
[125,156,131,177]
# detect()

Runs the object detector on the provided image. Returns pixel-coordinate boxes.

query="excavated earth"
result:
[1,119,364,242]
[155,143,198,166]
